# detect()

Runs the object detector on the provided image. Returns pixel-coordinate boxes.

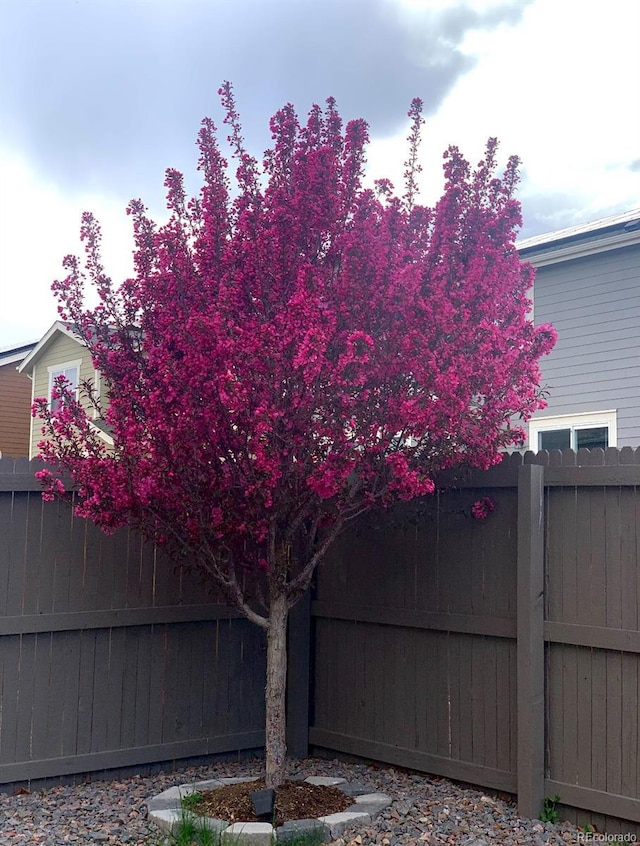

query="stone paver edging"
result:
[147,775,392,843]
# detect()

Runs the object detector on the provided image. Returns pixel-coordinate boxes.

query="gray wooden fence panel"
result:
[0,459,266,785]
[312,481,520,794]
[311,448,640,833]
[543,462,640,826]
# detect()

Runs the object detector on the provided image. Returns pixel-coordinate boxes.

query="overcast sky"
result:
[1,0,639,347]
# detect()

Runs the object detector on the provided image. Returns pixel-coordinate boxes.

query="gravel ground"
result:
[0,757,587,845]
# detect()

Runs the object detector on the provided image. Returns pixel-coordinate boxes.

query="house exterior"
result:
[0,341,37,458]
[518,209,640,450]
[18,321,111,459]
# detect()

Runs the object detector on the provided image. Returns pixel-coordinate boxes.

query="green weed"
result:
[146,805,218,846]
[181,791,205,813]
[540,794,561,824]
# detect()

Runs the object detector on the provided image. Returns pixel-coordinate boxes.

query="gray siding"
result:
[532,244,640,446]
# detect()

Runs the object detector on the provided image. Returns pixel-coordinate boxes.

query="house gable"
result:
[20,323,99,459]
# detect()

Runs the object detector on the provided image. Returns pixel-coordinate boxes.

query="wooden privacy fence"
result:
[310,448,640,835]
[0,457,266,785]
[1,450,639,836]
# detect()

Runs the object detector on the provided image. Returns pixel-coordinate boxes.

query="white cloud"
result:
[369,0,640,223]
[0,153,135,347]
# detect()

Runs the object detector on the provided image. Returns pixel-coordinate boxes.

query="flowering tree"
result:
[35,84,555,788]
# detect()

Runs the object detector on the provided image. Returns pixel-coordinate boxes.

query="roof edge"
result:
[517,208,640,253]
[18,321,85,374]
[0,343,38,367]
[519,228,640,267]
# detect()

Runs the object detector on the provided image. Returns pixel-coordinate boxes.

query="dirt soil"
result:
[187,780,352,828]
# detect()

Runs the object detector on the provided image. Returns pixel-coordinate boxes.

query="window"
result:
[48,360,81,412]
[529,410,617,452]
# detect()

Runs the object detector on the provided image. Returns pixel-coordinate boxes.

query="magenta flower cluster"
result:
[471,497,496,520]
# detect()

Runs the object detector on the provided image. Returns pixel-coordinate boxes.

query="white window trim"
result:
[47,359,82,407]
[529,410,617,451]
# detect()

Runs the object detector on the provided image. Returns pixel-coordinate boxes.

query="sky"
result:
[1,0,639,348]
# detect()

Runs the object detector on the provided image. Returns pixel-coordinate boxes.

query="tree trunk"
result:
[265,591,288,788]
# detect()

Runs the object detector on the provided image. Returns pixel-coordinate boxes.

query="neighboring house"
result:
[0,341,37,458]
[518,209,640,450]
[18,321,112,459]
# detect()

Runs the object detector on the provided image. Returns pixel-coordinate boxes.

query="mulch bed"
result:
[186,779,352,828]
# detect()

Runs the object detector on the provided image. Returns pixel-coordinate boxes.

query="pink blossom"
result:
[471,497,496,519]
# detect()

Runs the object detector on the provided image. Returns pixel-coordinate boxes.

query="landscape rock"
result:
[319,810,372,838]
[277,817,331,843]
[0,756,590,845]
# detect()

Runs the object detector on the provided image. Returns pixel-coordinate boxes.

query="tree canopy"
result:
[34,84,555,786]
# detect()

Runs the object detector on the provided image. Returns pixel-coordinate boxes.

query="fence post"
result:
[517,463,545,819]
[286,590,311,758]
